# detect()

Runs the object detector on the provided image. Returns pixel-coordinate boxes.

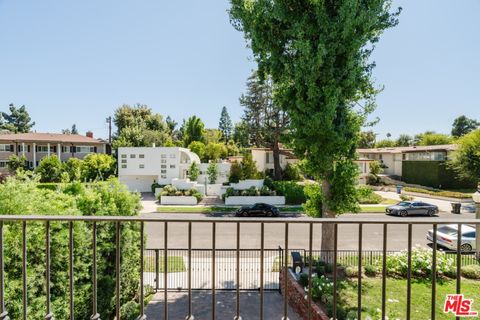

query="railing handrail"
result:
[0,214,478,224]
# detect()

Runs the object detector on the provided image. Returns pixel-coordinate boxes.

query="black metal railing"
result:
[0,215,478,320]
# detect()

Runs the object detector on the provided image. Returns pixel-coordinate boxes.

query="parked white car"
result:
[427,224,476,252]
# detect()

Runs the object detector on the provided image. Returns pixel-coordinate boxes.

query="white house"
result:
[118,146,230,192]
[250,147,299,174]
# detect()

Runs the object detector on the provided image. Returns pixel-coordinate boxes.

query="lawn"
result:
[144,256,186,273]
[359,205,388,213]
[341,278,480,320]
[156,206,304,213]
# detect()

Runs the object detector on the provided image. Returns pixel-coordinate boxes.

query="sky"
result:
[0,0,478,141]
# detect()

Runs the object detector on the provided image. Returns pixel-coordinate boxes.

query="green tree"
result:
[205,142,227,161]
[241,153,259,179]
[81,154,116,181]
[415,132,452,146]
[182,116,206,146]
[205,129,223,144]
[230,0,400,251]
[0,103,35,133]
[451,115,479,138]
[35,155,63,182]
[240,71,290,180]
[226,139,240,156]
[357,131,376,148]
[218,106,233,142]
[188,162,200,181]
[282,163,302,181]
[228,161,243,183]
[375,139,396,148]
[207,162,219,184]
[62,124,78,135]
[449,129,480,182]
[232,121,250,148]
[6,154,28,173]
[395,134,413,147]
[188,141,206,161]
[64,157,83,181]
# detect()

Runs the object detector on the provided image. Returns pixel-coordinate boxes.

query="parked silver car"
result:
[427,224,476,252]
[385,201,439,217]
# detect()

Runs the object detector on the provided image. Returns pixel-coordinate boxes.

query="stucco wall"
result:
[225,196,285,205]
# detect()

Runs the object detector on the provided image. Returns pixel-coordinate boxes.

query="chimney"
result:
[86,131,93,138]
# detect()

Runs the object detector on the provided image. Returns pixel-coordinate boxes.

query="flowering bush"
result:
[382,246,455,278]
[304,275,333,303]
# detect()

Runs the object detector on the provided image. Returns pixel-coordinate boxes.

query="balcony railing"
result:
[0,215,478,320]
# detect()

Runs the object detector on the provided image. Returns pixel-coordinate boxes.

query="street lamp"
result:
[472,184,480,259]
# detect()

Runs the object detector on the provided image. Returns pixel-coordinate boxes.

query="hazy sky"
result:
[0,0,478,140]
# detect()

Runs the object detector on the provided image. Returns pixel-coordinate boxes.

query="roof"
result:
[357,144,456,154]
[0,132,103,144]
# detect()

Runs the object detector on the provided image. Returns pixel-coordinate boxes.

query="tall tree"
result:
[240,71,290,180]
[182,116,206,146]
[232,121,250,148]
[218,106,233,142]
[62,124,79,135]
[449,129,480,182]
[395,134,413,147]
[231,0,400,252]
[415,131,452,146]
[451,115,479,138]
[0,104,35,133]
[357,131,376,148]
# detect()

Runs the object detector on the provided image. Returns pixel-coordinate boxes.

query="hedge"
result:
[402,161,477,189]
[273,181,306,205]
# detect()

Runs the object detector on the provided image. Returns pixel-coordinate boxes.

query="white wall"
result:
[225,196,285,205]
[230,179,264,190]
[160,196,197,205]
[197,162,231,185]
[119,175,156,192]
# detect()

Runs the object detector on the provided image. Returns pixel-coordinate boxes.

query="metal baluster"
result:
[45,221,54,320]
[155,249,159,292]
[431,224,437,320]
[115,222,121,320]
[235,222,241,320]
[406,224,412,320]
[456,224,461,320]
[139,222,146,319]
[211,222,216,320]
[381,224,387,320]
[22,221,27,320]
[91,222,100,320]
[308,222,313,320]
[357,224,362,320]
[164,222,168,320]
[333,223,338,320]
[186,222,194,320]
[69,222,74,320]
[0,221,9,320]
[259,222,264,320]
[282,223,288,320]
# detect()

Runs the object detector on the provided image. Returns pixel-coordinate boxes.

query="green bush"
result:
[364,264,377,277]
[273,181,306,205]
[461,265,480,280]
[345,266,360,278]
[158,185,203,203]
[282,163,302,181]
[403,187,472,199]
[0,177,142,320]
[399,194,414,201]
[36,182,60,191]
[304,183,323,217]
[298,273,309,287]
[151,182,162,193]
[357,185,382,204]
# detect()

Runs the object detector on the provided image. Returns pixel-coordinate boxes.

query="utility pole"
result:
[106,116,112,144]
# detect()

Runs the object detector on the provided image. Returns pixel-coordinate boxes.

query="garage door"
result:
[120,176,156,192]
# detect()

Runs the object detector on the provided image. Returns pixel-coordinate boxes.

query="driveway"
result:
[141,192,159,214]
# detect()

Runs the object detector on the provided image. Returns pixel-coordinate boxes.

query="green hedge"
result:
[273,181,306,205]
[402,161,476,189]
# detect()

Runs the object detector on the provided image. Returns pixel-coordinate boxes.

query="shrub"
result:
[228,162,243,183]
[345,266,360,278]
[151,182,162,193]
[282,163,302,181]
[298,273,309,287]
[357,185,382,204]
[305,275,334,302]
[304,183,323,217]
[35,155,63,182]
[188,162,200,181]
[400,194,414,201]
[403,187,472,199]
[364,264,377,277]
[158,185,203,203]
[461,265,480,280]
[366,173,381,186]
[273,181,306,205]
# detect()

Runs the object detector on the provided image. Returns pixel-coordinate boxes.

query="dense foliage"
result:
[0,177,143,319]
[0,103,35,133]
[449,129,480,183]
[273,181,306,205]
[158,184,203,202]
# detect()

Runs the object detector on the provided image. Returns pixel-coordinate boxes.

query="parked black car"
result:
[386,201,439,217]
[236,203,280,217]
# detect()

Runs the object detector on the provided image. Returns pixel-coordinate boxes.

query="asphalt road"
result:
[143,211,475,251]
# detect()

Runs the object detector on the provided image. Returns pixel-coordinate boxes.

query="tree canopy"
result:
[449,129,480,183]
[0,103,35,133]
[451,115,479,138]
[182,116,206,146]
[218,106,233,142]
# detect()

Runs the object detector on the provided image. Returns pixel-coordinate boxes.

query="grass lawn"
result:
[144,256,186,273]
[359,205,387,213]
[341,277,480,320]
[156,206,303,213]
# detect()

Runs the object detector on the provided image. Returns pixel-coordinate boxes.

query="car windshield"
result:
[397,202,411,207]
[438,226,458,236]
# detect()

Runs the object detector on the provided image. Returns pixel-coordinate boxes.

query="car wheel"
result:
[427,209,435,217]
[241,211,249,217]
[460,243,473,253]
[266,210,274,217]
[400,210,408,217]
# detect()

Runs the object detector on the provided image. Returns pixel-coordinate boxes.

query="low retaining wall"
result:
[160,196,197,205]
[225,196,285,205]
[279,268,329,320]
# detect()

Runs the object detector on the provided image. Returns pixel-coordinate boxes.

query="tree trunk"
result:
[272,139,283,181]
[321,179,336,258]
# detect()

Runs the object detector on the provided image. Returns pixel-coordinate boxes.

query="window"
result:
[36,145,50,153]
[161,154,167,159]
[139,154,145,158]
[75,146,96,153]
[130,154,136,159]
[0,145,11,152]
[121,159,127,164]
[170,165,175,169]
[169,154,176,159]
[139,164,145,169]
[0,160,7,168]
[402,153,406,161]
[18,145,30,153]
[161,165,167,169]
[161,159,167,164]
[161,174,167,179]
[121,154,127,158]
[161,170,167,174]
[121,164,127,169]
[464,232,476,238]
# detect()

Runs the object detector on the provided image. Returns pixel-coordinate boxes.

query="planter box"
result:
[225,196,285,206]
[160,196,198,205]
